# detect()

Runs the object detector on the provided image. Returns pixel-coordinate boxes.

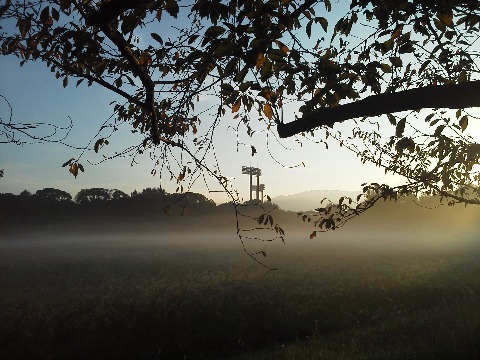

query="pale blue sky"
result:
[0,54,405,203]
[0,2,410,204]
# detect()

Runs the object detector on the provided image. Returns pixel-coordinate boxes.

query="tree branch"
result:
[74,0,161,143]
[0,0,11,17]
[92,20,160,143]
[277,81,480,138]
[48,58,145,108]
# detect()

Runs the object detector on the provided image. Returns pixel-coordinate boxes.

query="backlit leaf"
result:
[263,103,273,119]
[139,51,152,66]
[437,13,453,28]
[433,18,446,32]
[232,97,241,113]
[256,53,266,69]
[391,26,402,39]
[69,163,78,178]
[275,40,289,55]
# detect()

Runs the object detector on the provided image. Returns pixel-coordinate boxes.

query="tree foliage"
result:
[0,186,221,227]
[2,0,480,259]
[74,187,128,203]
[36,187,72,201]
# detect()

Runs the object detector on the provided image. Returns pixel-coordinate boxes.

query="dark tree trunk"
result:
[277,80,480,138]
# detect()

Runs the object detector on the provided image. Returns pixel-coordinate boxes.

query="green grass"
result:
[1,226,479,359]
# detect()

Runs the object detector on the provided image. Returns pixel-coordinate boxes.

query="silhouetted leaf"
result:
[387,114,396,125]
[151,33,163,44]
[59,0,71,10]
[390,57,402,67]
[459,115,468,132]
[62,158,74,167]
[396,118,406,137]
[258,214,265,224]
[205,26,225,38]
[165,0,179,17]
[17,18,31,38]
[318,17,328,32]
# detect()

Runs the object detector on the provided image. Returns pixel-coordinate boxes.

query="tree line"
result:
[0,187,221,226]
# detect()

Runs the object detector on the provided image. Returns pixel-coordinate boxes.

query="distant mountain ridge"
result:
[273,190,360,212]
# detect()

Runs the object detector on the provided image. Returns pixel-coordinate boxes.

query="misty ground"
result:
[1,199,480,359]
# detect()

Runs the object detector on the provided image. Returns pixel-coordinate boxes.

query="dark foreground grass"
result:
[230,298,480,360]
[1,225,479,360]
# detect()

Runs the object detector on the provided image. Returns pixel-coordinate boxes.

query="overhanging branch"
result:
[49,58,145,108]
[277,80,480,138]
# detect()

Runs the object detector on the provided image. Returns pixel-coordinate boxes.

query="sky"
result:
[0,53,406,204]
[0,2,445,204]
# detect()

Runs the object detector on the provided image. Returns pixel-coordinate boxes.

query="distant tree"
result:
[75,188,112,204]
[19,189,31,197]
[140,187,167,197]
[110,189,129,200]
[36,187,72,202]
[170,192,216,214]
[75,187,131,204]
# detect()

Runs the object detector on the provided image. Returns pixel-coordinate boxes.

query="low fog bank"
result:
[1,195,479,264]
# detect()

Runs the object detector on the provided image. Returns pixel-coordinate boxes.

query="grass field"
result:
[1,216,479,359]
